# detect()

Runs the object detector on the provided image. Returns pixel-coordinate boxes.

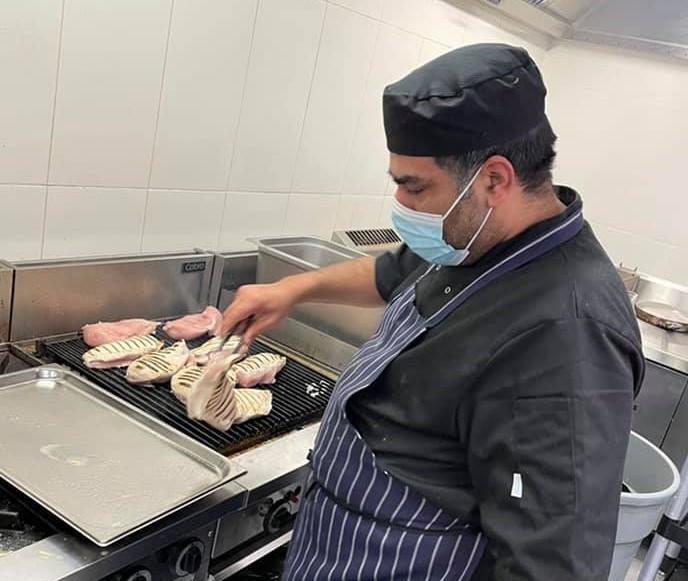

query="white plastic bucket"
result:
[609,432,680,581]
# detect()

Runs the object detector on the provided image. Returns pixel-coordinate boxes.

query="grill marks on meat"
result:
[82,319,159,347]
[126,341,190,385]
[190,335,241,366]
[171,366,204,403]
[188,353,283,431]
[230,353,287,387]
[186,352,243,421]
[162,306,223,341]
[83,335,164,369]
[234,389,273,424]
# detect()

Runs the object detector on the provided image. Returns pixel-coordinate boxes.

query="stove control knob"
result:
[122,569,152,581]
[171,539,204,576]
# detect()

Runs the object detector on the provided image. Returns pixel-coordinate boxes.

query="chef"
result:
[220,43,644,580]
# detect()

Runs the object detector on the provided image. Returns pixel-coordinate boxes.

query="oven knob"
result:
[122,569,152,581]
[264,498,295,533]
[171,539,204,576]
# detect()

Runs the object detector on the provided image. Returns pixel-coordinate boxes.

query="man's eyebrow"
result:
[387,171,424,186]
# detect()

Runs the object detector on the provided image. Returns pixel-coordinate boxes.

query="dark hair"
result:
[434,121,557,194]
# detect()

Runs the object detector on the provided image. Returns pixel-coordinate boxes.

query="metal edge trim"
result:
[212,531,292,580]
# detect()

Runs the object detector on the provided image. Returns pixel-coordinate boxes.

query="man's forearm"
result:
[277,256,385,308]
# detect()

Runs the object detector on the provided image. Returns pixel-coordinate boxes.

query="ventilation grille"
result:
[344,228,401,246]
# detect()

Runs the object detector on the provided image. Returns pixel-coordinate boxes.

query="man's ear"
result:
[480,155,516,208]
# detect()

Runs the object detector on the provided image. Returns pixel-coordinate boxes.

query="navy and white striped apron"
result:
[284,211,584,581]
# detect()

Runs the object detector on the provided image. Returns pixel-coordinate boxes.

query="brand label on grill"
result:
[182,261,207,273]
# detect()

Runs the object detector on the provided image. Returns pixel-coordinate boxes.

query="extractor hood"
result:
[450,0,688,60]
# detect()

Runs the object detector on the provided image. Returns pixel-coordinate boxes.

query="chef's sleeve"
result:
[467,318,643,581]
[375,244,425,302]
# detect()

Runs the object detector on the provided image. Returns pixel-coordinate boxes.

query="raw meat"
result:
[82,319,158,347]
[126,341,190,385]
[229,353,286,387]
[163,307,224,341]
[82,335,163,369]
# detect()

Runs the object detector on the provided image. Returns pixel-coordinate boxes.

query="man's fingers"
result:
[219,306,248,336]
[241,316,275,347]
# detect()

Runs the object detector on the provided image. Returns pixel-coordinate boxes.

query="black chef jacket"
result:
[346,187,645,580]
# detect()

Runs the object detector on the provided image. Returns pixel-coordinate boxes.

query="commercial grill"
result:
[0,249,350,581]
[39,333,334,456]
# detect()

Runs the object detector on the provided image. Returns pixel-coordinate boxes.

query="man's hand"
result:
[219,255,383,347]
[219,280,300,347]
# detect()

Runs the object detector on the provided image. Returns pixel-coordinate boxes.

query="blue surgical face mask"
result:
[391,166,492,266]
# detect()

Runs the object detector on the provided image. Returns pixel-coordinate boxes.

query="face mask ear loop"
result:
[442,163,485,220]
[465,206,493,252]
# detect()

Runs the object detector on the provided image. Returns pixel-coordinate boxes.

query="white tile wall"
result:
[291,4,378,194]
[545,42,688,285]
[44,187,147,258]
[228,0,326,192]
[0,1,62,184]
[418,38,451,65]
[381,0,466,47]
[141,190,226,253]
[49,0,172,187]
[0,186,47,261]
[149,0,258,191]
[329,0,383,20]
[591,221,687,287]
[335,195,384,230]
[342,24,422,196]
[283,193,340,237]
[219,192,289,251]
[7,0,681,287]
[378,197,394,227]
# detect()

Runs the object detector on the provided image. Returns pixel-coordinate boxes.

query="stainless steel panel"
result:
[0,483,246,581]
[213,531,292,581]
[634,274,688,374]
[9,252,214,341]
[265,318,358,372]
[231,422,318,503]
[659,373,688,469]
[257,236,364,269]
[0,366,243,546]
[0,261,12,342]
[256,236,383,347]
[632,361,687,447]
[214,252,258,310]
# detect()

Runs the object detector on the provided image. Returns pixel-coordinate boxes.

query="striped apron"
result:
[284,210,584,581]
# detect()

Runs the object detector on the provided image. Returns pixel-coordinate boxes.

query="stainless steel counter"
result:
[634,273,688,374]
[0,420,319,581]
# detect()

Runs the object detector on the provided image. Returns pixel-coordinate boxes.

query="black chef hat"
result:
[383,43,550,156]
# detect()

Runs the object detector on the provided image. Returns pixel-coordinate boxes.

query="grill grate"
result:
[345,228,401,246]
[40,333,335,456]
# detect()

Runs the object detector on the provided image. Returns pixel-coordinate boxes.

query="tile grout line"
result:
[280,193,292,235]
[141,0,176,252]
[287,0,328,193]
[223,0,261,193]
[41,0,67,259]
[337,17,382,196]
[215,191,230,251]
